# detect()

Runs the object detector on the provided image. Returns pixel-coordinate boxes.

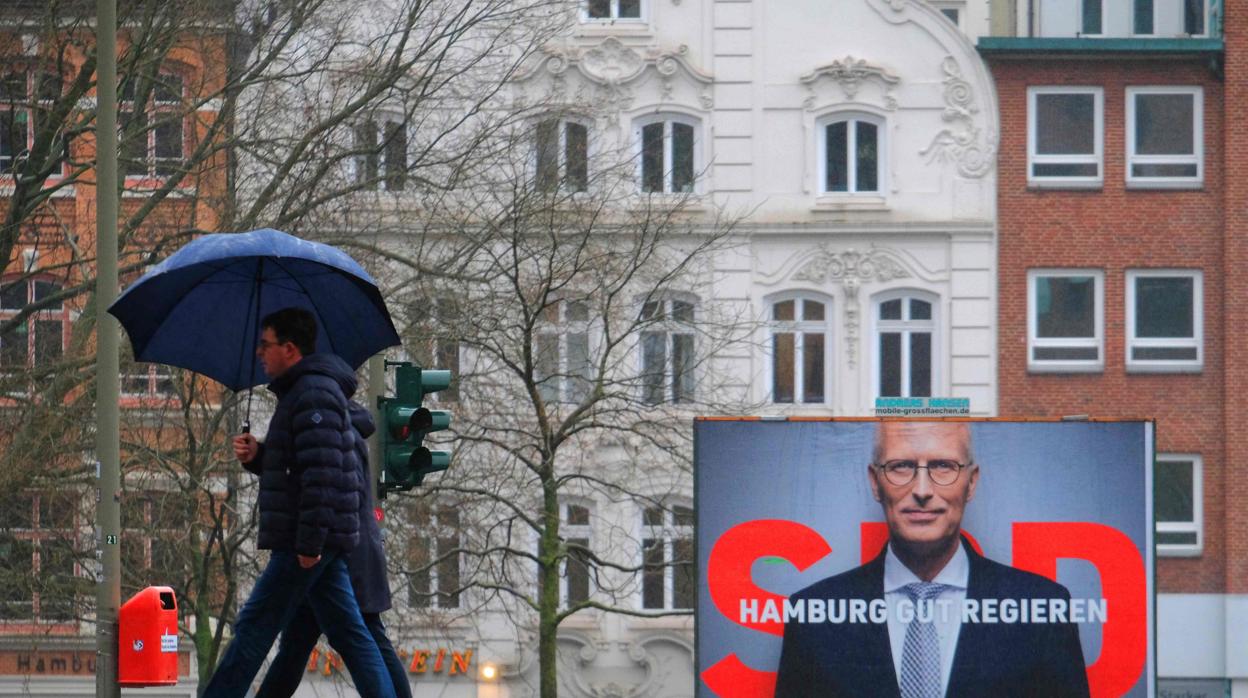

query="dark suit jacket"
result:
[774,539,1090,698]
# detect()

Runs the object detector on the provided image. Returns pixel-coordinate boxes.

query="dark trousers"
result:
[200,552,395,698]
[256,603,412,698]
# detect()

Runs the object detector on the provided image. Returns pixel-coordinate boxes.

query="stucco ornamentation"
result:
[918,57,997,178]
[792,247,912,284]
[800,56,900,111]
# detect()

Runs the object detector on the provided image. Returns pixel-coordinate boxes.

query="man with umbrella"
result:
[201,307,396,698]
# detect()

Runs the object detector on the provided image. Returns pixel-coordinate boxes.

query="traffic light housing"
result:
[378,362,452,497]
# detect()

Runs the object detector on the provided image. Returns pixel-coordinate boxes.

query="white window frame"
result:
[767,293,832,405]
[639,501,694,611]
[1156,453,1202,557]
[535,298,592,404]
[816,112,885,195]
[0,276,69,381]
[352,115,408,192]
[533,117,590,194]
[581,0,645,22]
[1027,87,1103,188]
[560,500,593,609]
[1126,86,1203,189]
[638,295,697,405]
[1027,269,1104,373]
[633,114,700,195]
[1125,269,1202,372]
[872,290,939,399]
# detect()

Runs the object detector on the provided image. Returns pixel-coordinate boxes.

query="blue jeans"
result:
[200,551,396,698]
[255,605,412,698]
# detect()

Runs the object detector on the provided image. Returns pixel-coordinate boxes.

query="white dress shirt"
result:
[883,543,970,697]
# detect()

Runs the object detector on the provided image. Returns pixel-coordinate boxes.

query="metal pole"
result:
[94,0,121,695]
[369,354,385,501]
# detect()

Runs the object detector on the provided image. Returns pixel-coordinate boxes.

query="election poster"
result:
[696,419,1154,698]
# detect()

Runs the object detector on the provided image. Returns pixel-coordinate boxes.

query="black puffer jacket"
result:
[345,401,391,614]
[243,354,362,557]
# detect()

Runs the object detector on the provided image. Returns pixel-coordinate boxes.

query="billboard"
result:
[695,419,1154,698]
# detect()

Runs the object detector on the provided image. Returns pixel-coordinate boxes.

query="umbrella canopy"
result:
[107,228,401,391]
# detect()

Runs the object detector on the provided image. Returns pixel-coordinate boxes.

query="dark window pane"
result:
[566,537,589,605]
[641,331,666,405]
[566,300,589,322]
[856,121,878,192]
[120,108,148,177]
[1156,460,1195,522]
[40,492,76,530]
[567,332,590,402]
[1033,346,1100,361]
[880,299,902,320]
[0,110,19,173]
[641,300,660,320]
[565,122,588,192]
[153,116,182,177]
[1185,0,1205,34]
[1132,163,1198,178]
[587,0,610,18]
[880,332,901,397]
[0,535,33,620]
[672,333,694,403]
[671,300,694,322]
[910,299,932,320]
[674,506,694,526]
[1134,0,1154,33]
[38,538,78,621]
[1036,276,1095,338]
[1036,94,1095,155]
[535,333,560,403]
[1033,163,1100,177]
[535,120,558,192]
[940,8,959,24]
[1156,531,1198,545]
[643,506,663,526]
[1083,0,1102,33]
[773,300,794,321]
[0,493,33,529]
[802,332,824,403]
[619,0,641,17]
[354,121,378,188]
[33,281,60,307]
[825,122,847,192]
[772,333,794,403]
[642,540,664,609]
[1133,346,1199,361]
[803,300,825,322]
[1,282,25,309]
[1135,94,1194,155]
[384,121,407,190]
[910,332,932,397]
[1136,277,1194,338]
[641,122,664,193]
[2,321,27,367]
[565,505,589,525]
[34,319,62,365]
[437,536,459,608]
[672,122,695,193]
[153,75,182,103]
[673,537,694,609]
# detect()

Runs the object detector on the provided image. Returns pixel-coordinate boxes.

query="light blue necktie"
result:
[899,582,951,698]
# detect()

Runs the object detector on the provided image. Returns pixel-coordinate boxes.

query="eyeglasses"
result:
[256,339,285,351]
[873,459,970,487]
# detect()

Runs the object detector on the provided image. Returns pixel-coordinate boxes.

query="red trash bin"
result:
[118,586,179,687]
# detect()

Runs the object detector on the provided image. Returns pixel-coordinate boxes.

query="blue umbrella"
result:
[107,228,401,423]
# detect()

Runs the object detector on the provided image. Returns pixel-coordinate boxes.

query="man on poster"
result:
[774,421,1090,698]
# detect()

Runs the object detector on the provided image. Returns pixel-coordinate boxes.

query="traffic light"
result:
[378,362,452,497]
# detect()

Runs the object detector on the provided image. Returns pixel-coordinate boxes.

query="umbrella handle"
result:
[241,421,250,434]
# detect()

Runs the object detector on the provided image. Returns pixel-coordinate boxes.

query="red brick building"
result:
[981,1,1240,694]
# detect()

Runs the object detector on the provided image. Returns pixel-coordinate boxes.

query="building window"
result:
[407,504,461,609]
[1028,87,1102,185]
[1081,0,1103,34]
[1156,454,1201,556]
[0,71,63,176]
[640,297,695,405]
[820,115,881,194]
[562,502,592,608]
[584,0,642,20]
[408,297,461,401]
[637,117,697,194]
[0,491,79,623]
[641,503,693,610]
[770,296,829,404]
[0,277,66,373]
[875,294,935,398]
[536,299,592,404]
[1126,270,1202,371]
[121,488,190,594]
[353,117,408,191]
[1126,87,1202,187]
[1028,270,1103,371]
[937,6,961,27]
[120,73,184,179]
[1185,0,1206,35]
[121,341,176,397]
[535,119,588,193]
[1134,0,1154,34]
